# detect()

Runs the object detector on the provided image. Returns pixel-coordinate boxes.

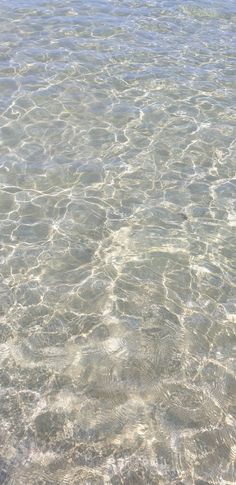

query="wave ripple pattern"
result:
[0,0,235,484]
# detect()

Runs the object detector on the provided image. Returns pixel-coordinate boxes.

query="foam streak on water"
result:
[0,0,235,483]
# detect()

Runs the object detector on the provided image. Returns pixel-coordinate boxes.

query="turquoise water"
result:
[0,0,235,483]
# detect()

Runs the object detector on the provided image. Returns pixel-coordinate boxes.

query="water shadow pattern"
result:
[0,0,236,483]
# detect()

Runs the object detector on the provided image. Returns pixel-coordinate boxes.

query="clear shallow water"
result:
[0,0,235,483]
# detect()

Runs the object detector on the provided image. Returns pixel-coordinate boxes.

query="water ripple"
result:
[0,0,235,483]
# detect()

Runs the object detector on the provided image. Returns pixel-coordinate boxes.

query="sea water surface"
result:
[0,0,235,483]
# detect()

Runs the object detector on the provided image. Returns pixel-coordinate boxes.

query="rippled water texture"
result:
[0,0,235,483]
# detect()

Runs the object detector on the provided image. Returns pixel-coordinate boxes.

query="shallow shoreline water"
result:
[0,0,235,483]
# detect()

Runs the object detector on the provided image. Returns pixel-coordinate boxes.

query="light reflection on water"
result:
[0,0,235,483]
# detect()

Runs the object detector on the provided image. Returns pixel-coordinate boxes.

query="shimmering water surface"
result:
[0,0,236,483]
